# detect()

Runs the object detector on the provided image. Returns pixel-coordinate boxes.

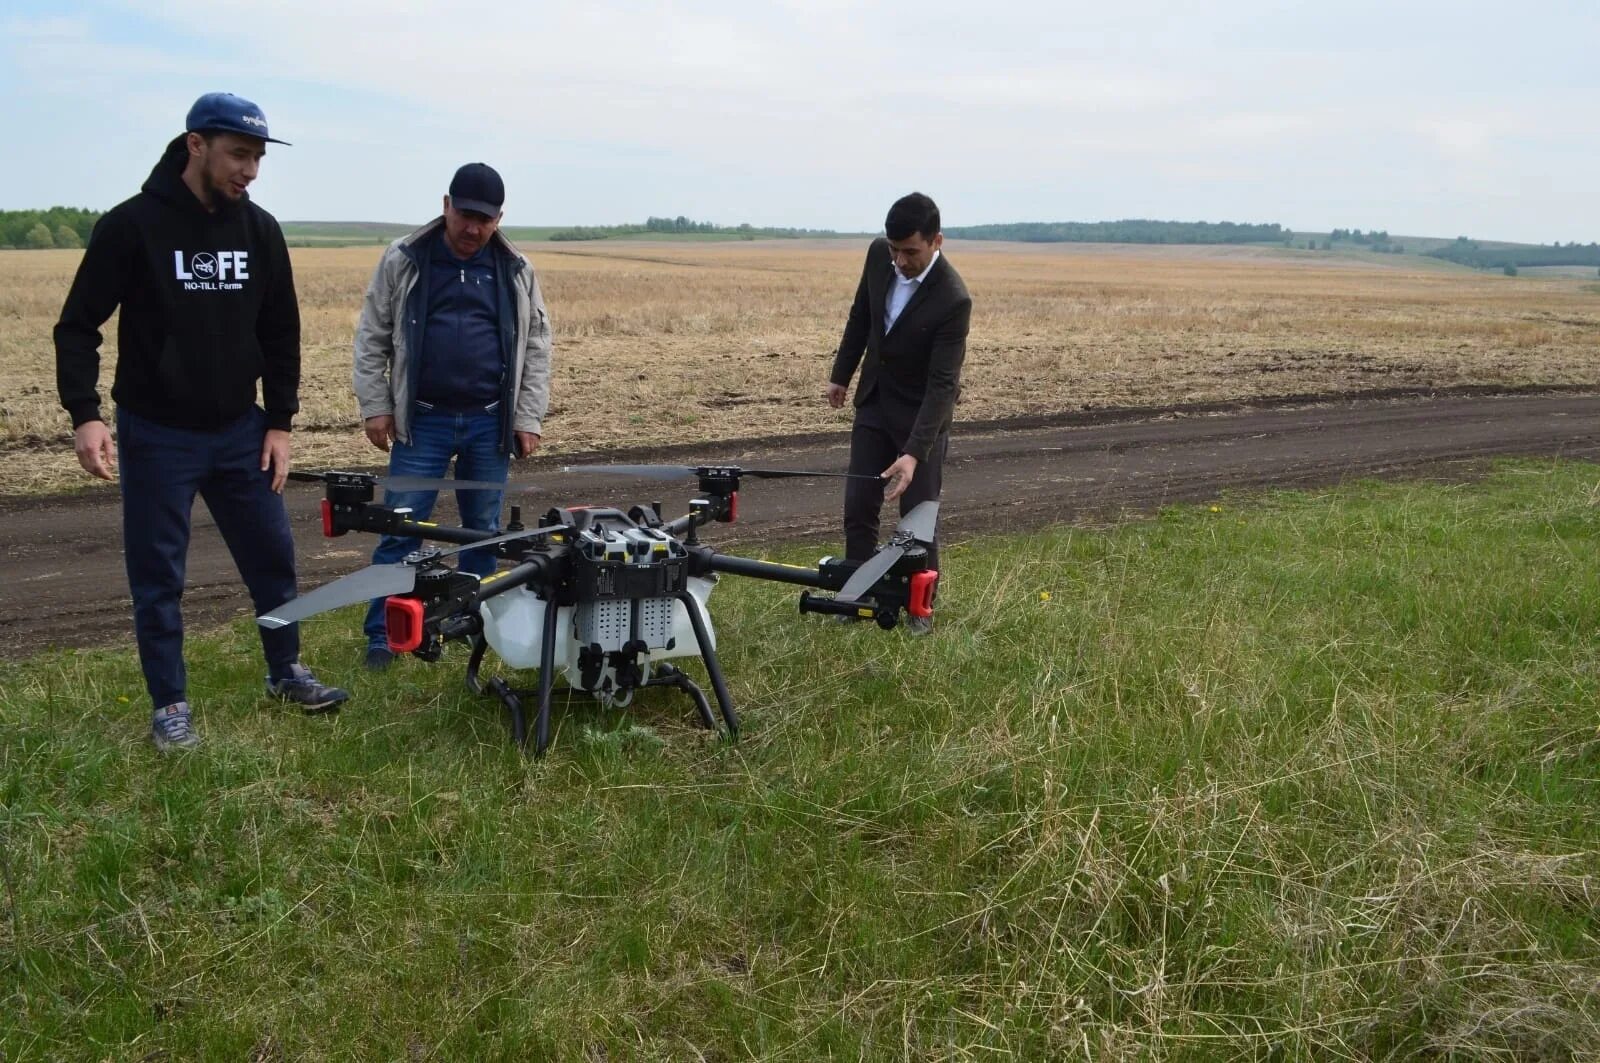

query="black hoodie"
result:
[54,135,301,432]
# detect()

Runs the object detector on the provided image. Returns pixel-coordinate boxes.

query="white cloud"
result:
[1,0,1595,241]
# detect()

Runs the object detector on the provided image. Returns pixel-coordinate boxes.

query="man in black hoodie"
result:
[55,92,348,751]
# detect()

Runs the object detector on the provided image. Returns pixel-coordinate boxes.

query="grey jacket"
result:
[353,218,552,449]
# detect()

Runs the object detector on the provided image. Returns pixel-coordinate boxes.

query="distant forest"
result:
[547,216,846,241]
[1427,236,1600,270]
[7,208,1597,271]
[944,220,1286,244]
[0,208,99,249]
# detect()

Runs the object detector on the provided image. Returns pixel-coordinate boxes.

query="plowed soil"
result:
[3,388,1595,660]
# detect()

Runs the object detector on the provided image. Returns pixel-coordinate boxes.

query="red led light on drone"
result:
[908,570,939,618]
[385,597,425,653]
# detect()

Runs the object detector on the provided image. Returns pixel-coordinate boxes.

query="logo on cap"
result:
[184,92,291,146]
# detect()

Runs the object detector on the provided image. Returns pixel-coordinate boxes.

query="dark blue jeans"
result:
[117,406,300,709]
[363,406,508,648]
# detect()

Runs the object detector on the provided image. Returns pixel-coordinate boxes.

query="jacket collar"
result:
[886,252,947,331]
[399,217,523,273]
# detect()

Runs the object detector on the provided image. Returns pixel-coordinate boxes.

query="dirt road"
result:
[4,389,1596,660]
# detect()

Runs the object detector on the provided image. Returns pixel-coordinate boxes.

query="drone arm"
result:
[692,540,936,629]
[662,492,734,540]
[339,503,504,547]
[393,553,563,653]
[699,550,830,590]
[472,556,558,603]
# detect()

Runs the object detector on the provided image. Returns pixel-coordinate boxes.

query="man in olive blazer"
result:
[826,193,972,630]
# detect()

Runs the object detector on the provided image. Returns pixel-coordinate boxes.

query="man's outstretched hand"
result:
[881,453,918,502]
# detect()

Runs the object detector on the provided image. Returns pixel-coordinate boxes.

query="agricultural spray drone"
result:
[259,466,939,755]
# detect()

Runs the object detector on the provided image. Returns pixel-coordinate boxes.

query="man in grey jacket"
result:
[352,163,552,670]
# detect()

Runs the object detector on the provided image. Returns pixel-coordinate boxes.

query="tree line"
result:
[0,208,100,249]
[1326,228,1402,252]
[549,216,847,241]
[943,219,1287,244]
[1426,236,1600,271]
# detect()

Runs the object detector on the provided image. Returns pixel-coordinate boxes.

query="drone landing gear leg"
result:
[465,635,488,694]
[647,664,718,731]
[465,633,531,749]
[674,590,740,738]
[532,593,561,757]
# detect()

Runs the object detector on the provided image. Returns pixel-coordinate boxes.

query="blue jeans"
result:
[363,406,508,648]
[117,406,300,708]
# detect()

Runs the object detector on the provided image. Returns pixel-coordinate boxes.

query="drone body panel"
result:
[479,575,719,691]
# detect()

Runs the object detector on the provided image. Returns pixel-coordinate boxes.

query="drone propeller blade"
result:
[258,527,563,629]
[430,525,562,559]
[562,463,876,482]
[384,475,518,493]
[560,463,698,480]
[834,502,940,603]
[258,564,418,628]
[741,468,880,481]
[895,500,940,543]
[287,469,532,494]
[835,545,904,603]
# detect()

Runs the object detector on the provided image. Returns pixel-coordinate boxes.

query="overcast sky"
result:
[2,1,1594,243]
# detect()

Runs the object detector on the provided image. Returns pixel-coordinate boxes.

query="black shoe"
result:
[267,663,350,715]
[364,646,394,672]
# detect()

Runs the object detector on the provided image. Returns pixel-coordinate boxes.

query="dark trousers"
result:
[843,393,946,573]
[117,406,300,709]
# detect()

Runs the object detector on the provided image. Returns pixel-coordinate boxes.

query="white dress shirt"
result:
[884,249,940,333]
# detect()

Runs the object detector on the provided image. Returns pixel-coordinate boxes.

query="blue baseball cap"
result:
[185,92,290,145]
[448,163,505,217]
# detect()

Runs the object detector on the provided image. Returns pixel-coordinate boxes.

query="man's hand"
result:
[825,382,847,409]
[73,420,117,481]
[881,453,918,502]
[515,431,542,458]
[364,414,396,452]
[261,428,291,493]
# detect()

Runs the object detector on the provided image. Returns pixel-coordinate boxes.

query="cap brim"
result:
[451,197,501,217]
[187,126,291,146]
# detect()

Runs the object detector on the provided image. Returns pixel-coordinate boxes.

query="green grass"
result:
[4,461,1600,1059]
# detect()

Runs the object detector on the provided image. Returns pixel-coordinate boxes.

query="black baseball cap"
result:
[449,163,504,217]
[185,92,290,145]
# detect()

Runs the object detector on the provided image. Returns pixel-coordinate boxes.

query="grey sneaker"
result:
[904,615,934,636]
[267,663,350,715]
[151,701,199,751]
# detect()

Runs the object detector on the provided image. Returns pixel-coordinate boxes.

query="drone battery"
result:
[572,527,689,602]
[574,598,674,651]
[569,525,690,652]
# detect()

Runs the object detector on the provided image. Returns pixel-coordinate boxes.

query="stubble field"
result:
[2,240,1597,494]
